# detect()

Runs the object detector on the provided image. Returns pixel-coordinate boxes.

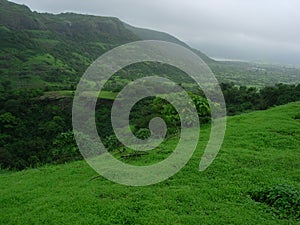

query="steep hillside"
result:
[0,0,215,90]
[1,0,299,90]
[0,0,141,89]
[0,0,43,30]
[0,0,138,42]
[0,102,299,224]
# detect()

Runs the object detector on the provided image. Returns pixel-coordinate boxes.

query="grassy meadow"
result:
[0,102,299,224]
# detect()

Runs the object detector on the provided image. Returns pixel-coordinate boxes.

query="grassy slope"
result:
[0,103,299,224]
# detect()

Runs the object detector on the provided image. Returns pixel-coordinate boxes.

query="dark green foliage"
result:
[250,184,300,219]
[0,88,73,169]
[103,134,123,152]
[294,113,300,120]
[134,128,151,140]
[96,100,114,138]
[1,80,300,170]
[189,93,211,123]
[221,83,300,115]
[151,92,211,128]
[52,131,81,163]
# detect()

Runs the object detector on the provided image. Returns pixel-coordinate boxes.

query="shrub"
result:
[135,128,151,140]
[152,92,211,128]
[294,113,300,120]
[52,131,81,163]
[250,184,300,219]
[103,134,123,152]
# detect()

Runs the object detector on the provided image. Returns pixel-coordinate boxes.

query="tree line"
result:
[0,81,300,170]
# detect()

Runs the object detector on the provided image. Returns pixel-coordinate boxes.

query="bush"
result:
[250,184,300,219]
[135,128,151,140]
[103,135,123,152]
[294,113,300,120]
[52,131,81,163]
[152,92,211,128]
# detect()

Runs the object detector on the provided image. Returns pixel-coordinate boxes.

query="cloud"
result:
[10,0,300,65]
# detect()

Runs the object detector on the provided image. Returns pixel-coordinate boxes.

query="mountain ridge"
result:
[0,0,214,89]
[1,0,300,88]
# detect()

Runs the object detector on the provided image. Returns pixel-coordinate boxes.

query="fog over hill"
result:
[10,0,300,66]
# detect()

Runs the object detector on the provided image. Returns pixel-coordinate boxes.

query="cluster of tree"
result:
[1,82,300,170]
[221,83,300,115]
[0,87,78,170]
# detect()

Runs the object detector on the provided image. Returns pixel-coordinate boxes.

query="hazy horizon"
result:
[10,0,300,66]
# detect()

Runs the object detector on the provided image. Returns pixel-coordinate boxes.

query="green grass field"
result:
[0,102,299,224]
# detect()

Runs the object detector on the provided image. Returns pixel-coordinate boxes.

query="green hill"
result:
[1,0,299,90]
[0,0,141,89]
[1,102,299,224]
[0,0,215,90]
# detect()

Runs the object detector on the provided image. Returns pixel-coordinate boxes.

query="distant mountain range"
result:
[0,0,299,88]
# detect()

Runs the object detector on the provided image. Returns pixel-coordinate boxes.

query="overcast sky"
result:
[11,0,300,65]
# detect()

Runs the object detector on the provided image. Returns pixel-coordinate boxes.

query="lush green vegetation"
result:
[1,82,300,170]
[0,102,299,224]
[0,85,211,169]
[250,184,300,219]
[1,0,300,172]
[0,0,139,90]
[221,82,300,115]
[0,88,74,169]
[1,0,300,91]
[0,1,300,224]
